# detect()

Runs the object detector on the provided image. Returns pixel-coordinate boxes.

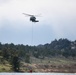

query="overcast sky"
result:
[0,0,76,45]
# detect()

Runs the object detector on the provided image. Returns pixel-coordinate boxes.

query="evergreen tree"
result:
[11,55,20,72]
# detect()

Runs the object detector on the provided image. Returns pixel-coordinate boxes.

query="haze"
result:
[0,0,76,45]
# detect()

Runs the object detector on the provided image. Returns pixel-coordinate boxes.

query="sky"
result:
[0,0,76,46]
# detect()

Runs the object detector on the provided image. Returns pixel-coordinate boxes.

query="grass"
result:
[0,60,12,72]
[0,64,12,72]
[0,56,76,72]
[30,56,76,65]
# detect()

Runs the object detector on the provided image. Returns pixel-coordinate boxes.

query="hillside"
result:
[0,38,76,72]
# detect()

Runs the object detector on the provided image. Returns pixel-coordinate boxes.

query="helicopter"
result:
[23,13,39,22]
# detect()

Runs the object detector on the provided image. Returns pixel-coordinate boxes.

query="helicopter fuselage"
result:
[30,16,39,22]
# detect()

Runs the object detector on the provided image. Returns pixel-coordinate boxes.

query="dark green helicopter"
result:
[23,13,39,22]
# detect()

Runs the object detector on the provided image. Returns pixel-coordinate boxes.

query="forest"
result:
[0,38,76,72]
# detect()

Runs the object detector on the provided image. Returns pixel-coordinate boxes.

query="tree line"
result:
[0,38,76,71]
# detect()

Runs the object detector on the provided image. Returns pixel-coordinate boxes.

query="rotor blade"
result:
[22,13,33,16]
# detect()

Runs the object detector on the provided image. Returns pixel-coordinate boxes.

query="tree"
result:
[11,55,20,72]
[2,47,10,60]
[25,53,30,63]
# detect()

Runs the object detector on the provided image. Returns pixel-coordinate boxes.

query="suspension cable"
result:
[31,23,33,46]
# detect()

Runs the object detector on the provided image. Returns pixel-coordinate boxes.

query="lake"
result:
[0,73,76,75]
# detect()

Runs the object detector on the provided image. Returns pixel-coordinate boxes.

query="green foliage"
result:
[11,55,20,72]
[25,53,30,63]
[0,38,76,72]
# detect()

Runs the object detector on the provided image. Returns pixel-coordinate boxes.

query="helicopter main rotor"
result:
[23,13,34,16]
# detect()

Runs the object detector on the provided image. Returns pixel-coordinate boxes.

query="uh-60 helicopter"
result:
[23,13,40,22]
